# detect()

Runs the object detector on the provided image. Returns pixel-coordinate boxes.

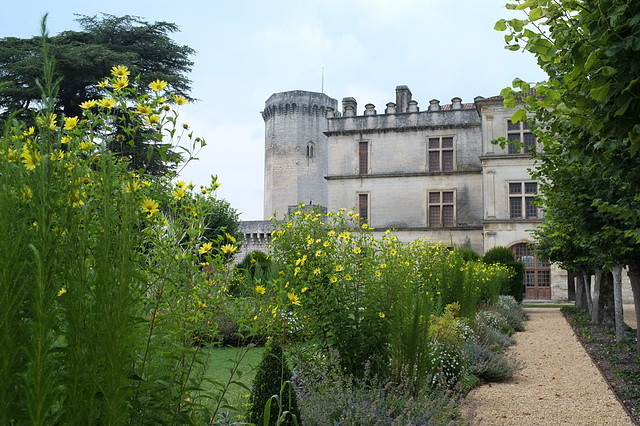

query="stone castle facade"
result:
[239,85,633,303]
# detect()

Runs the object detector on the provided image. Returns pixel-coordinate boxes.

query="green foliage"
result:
[290,348,468,425]
[455,247,481,262]
[267,206,512,379]
[203,197,243,248]
[483,246,524,302]
[248,339,300,426]
[0,26,252,424]
[0,14,195,176]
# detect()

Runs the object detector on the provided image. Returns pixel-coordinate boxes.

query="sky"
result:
[1,1,547,220]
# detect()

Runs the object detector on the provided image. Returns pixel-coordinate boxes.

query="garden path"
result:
[461,307,634,425]
[625,304,637,329]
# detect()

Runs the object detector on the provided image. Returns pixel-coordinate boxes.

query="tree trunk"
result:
[611,264,624,343]
[591,269,602,324]
[575,273,588,311]
[598,270,615,329]
[626,257,640,357]
[583,272,593,315]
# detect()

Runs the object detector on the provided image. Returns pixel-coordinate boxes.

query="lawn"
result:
[204,345,264,418]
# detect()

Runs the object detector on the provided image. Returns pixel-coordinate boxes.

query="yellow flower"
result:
[378,312,385,318]
[330,276,338,283]
[21,187,32,200]
[362,223,369,229]
[136,104,153,115]
[199,242,213,254]
[353,247,362,254]
[63,116,79,130]
[7,150,17,162]
[172,188,185,199]
[157,96,167,104]
[221,244,236,254]
[61,136,70,144]
[255,285,266,295]
[23,126,34,135]
[374,270,382,277]
[71,192,84,208]
[96,79,109,88]
[176,180,187,189]
[345,274,352,281]
[328,230,335,237]
[125,181,142,193]
[79,99,97,109]
[323,241,330,247]
[173,95,188,105]
[80,141,93,151]
[97,97,116,108]
[287,292,301,306]
[149,79,168,91]
[301,287,309,293]
[225,232,236,243]
[113,77,128,91]
[313,268,321,275]
[141,198,159,217]
[20,148,39,171]
[335,265,343,272]
[57,288,67,297]
[198,301,206,308]
[294,267,301,276]
[111,65,130,77]
[146,114,160,125]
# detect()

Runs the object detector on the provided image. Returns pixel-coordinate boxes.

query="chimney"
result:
[408,100,419,112]
[342,97,357,117]
[429,99,441,111]
[395,85,412,113]
[451,97,462,110]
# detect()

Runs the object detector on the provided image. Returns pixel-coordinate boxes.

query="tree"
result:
[0,14,195,175]
[496,0,640,351]
[482,246,525,302]
[248,339,300,426]
[203,198,243,248]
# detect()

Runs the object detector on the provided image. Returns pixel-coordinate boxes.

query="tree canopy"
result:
[0,14,195,175]
[496,0,640,351]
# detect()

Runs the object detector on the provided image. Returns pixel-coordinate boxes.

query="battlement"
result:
[261,90,339,121]
[326,85,479,135]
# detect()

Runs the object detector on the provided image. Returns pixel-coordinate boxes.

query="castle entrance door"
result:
[512,243,551,300]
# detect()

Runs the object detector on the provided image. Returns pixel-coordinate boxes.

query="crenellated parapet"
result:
[261,90,339,121]
[325,85,478,135]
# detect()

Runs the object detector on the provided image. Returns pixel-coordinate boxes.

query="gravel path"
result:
[462,307,634,425]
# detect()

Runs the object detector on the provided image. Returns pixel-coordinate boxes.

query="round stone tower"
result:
[262,90,338,219]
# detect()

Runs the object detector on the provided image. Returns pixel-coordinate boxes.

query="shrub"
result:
[248,339,301,426]
[463,341,523,383]
[456,247,481,262]
[291,347,469,426]
[493,295,529,332]
[483,246,525,302]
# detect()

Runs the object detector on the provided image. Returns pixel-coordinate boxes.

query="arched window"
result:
[306,142,315,158]
[512,243,550,300]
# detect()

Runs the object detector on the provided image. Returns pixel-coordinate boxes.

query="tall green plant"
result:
[0,19,251,424]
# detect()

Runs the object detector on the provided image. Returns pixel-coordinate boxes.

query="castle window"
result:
[428,137,454,172]
[306,142,315,158]
[507,120,536,154]
[358,193,369,225]
[428,191,455,227]
[509,182,538,219]
[359,141,369,175]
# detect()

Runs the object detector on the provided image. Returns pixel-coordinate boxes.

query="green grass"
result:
[204,345,264,418]
[522,304,572,308]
